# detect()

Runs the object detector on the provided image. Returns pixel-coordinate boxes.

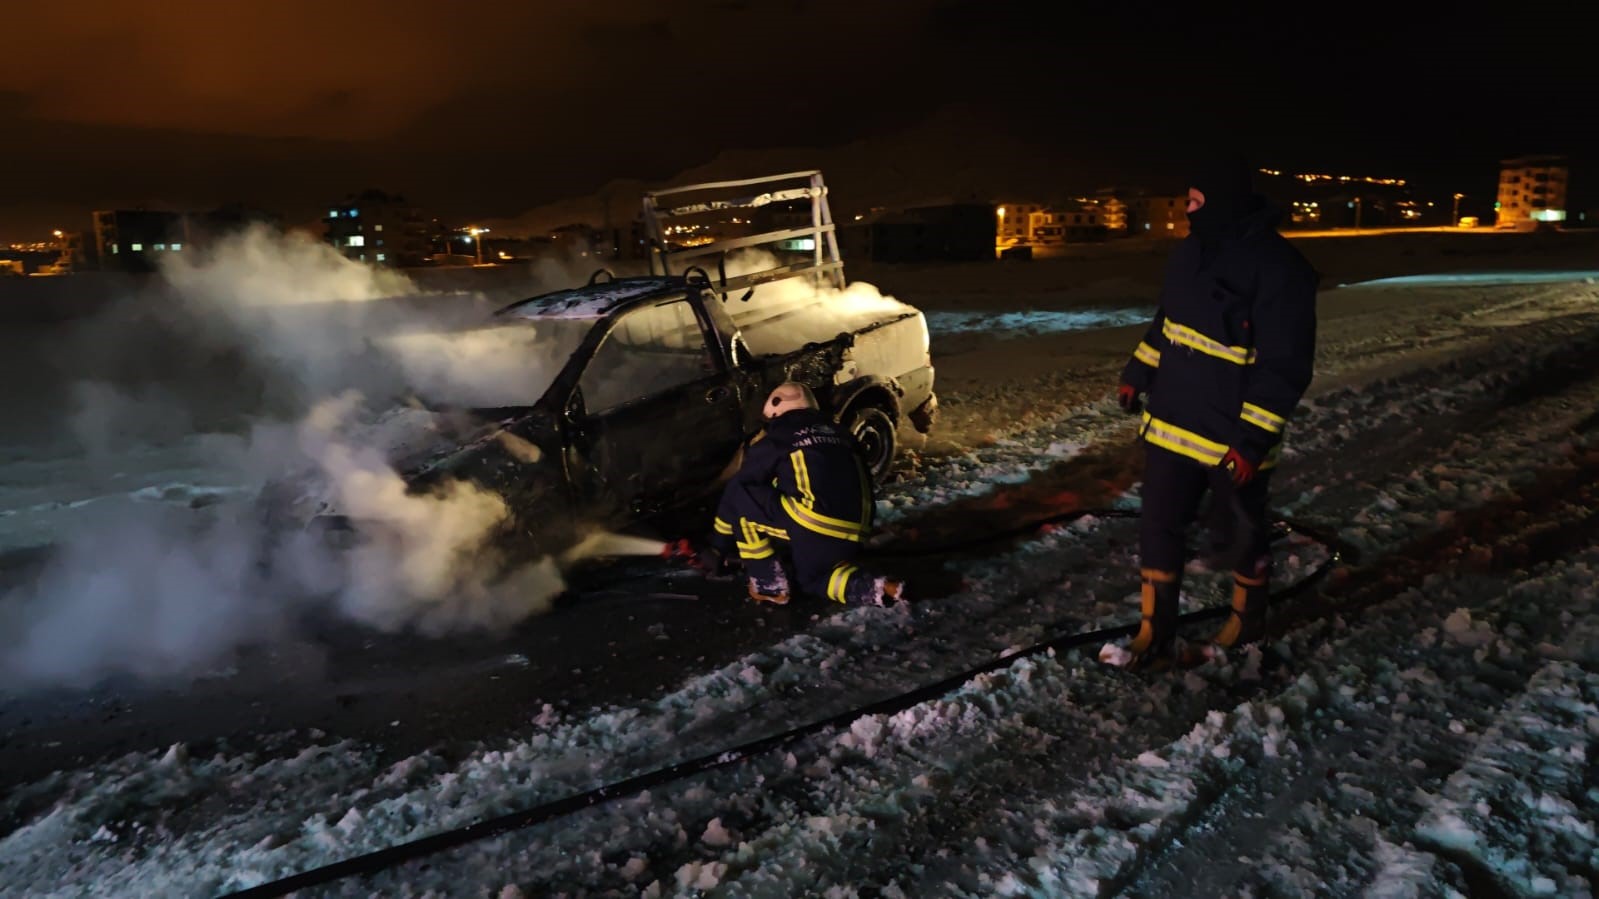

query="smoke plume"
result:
[719,250,921,355]
[0,228,606,689]
[0,237,916,689]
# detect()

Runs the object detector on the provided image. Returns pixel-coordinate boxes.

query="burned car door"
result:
[572,298,745,519]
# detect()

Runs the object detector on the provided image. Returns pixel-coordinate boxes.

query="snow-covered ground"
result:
[5,264,1599,897]
[923,308,1155,340]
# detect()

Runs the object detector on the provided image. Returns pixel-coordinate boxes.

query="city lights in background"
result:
[1259,168,1406,187]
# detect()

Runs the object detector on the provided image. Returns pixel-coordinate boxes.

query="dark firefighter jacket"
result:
[732,408,875,542]
[1121,204,1319,470]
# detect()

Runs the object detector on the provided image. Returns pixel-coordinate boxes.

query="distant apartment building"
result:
[1496,155,1568,228]
[325,190,431,266]
[1124,195,1190,238]
[1028,202,1108,244]
[995,203,1044,245]
[1093,191,1129,234]
[92,209,192,272]
[89,204,284,272]
[994,200,1115,246]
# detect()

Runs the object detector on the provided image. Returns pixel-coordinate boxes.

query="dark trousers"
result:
[1139,445,1273,577]
[712,479,862,599]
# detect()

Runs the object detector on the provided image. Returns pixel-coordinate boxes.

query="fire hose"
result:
[220,508,1356,898]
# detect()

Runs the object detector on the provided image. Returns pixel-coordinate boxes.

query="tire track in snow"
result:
[337,336,1599,896]
[1123,466,1599,897]
[8,291,1599,897]
[524,331,1599,895]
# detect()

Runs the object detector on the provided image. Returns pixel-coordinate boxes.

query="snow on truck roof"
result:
[495,276,679,321]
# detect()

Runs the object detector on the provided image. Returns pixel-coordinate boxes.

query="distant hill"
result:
[485,102,1171,237]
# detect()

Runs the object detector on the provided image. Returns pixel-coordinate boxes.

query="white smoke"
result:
[377,322,591,409]
[292,391,557,634]
[160,224,420,401]
[66,381,196,474]
[0,227,623,689]
[719,250,920,356]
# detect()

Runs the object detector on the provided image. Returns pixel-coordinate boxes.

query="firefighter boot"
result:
[745,555,793,605]
[1213,570,1269,648]
[1127,568,1181,670]
[841,570,908,606]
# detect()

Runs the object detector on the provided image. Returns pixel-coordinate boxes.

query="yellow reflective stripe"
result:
[736,540,773,559]
[1134,341,1161,368]
[1140,412,1227,466]
[780,495,867,542]
[737,519,773,559]
[791,451,815,505]
[1162,319,1256,366]
[1240,402,1286,434]
[713,517,734,535]
[786,444,873,541]
[1140,415,1287,469]
[749,522,789,541]
[827,563,858,603]
[787,498,868,533]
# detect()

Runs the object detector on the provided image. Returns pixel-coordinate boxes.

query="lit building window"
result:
[349,209,360,217]
[154,243,166,251]
[347,235,365,247]
[131,243,143,251]
[112,245,119,254]
[374,224,384,232]
[171,243,182,251]
[377,253,387,262]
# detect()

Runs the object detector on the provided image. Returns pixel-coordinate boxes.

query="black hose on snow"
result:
[220,510,1357,898]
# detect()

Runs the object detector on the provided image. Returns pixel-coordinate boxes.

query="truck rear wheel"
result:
[845,404,897,485]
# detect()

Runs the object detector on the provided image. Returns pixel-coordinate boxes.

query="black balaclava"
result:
[1186,151,1259,240]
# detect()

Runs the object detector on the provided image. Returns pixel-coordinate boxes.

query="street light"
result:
[1452,193,1465,225]
[467,227,489,266]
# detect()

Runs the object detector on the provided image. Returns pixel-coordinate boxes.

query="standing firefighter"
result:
[1114,152,1319,670]
[700,382,906,606]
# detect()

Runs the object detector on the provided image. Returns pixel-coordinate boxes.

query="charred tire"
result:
[844,404,897,485]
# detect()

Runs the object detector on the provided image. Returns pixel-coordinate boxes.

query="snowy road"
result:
[4,276,1599,897]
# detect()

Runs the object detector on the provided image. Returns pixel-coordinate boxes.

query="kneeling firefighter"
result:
[698,382,906,606]
[1116,151,1319,669]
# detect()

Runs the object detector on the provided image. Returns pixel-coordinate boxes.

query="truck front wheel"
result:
[845,404,897,485]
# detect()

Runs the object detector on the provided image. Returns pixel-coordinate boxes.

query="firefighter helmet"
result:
[764,381,817,419]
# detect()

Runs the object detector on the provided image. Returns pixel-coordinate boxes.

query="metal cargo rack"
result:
[642,170,845,301]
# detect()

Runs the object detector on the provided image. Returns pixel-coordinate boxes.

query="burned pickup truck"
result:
[270,172,937,555]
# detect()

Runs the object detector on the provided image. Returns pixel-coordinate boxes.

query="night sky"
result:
[3,0,1594,241]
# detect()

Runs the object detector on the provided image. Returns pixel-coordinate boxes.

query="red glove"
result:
[661,538,697,562]
[663,538,734,575]
[1220,448,1256,487]
[1116,384,1142,414]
